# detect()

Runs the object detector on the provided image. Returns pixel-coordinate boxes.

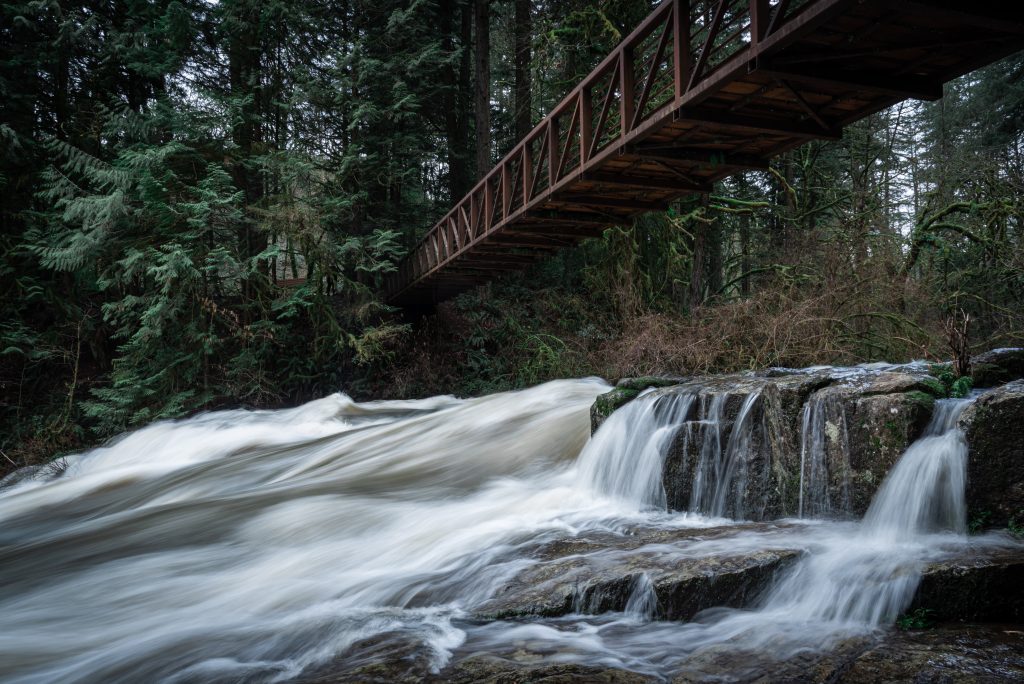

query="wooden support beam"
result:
[629,145,770,170]
[524,209,614,225]
[772,37,1011,66]
[755,64,944,101]
[581,171,710,194]
[886,1,1024,36]
[777,80,831,131]
[556,195,669,211]
[483,235,574,249]
[675,107,842,139]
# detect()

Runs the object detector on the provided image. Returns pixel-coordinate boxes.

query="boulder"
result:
[591,387,642,433]
[839,376,937,515]
[616,376,688,392]
[958,380,1024,527]
[911,545,1024,622]
[660,370,938,520]
[473,525,802,621]
[971,348,1024,388]
[592,377,687,432]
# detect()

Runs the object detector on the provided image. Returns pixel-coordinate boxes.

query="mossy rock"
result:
[615,375,687,392]
[591,387,641,432]
[959,379,1024,527]
[971,348,1024,388]
[843,390,935,515]
[591,377,687,432]
[918,377,947,398]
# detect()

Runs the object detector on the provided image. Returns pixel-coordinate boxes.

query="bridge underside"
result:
[386,0,1024,308]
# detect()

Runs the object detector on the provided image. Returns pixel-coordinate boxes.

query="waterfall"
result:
[759,397,973,626]
[862,399,969,539]
[624,573,658,621]
[578,390,694,509]
[0,372,1005,683]
[689,391,762,519]
[797,389,851,519]
[581,387,764,519]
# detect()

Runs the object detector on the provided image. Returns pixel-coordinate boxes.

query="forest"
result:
[2,0,1023,472]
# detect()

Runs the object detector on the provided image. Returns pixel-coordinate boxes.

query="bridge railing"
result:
[386,0,815,300]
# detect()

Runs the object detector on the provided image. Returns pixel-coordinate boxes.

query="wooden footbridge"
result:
[385,0,1024,307]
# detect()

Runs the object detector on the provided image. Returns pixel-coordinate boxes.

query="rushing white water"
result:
[459,396,997,678]
[0,378,1012,683]
[0,380,629,683]
[797,389,851,518]
[691,390,762,519]
[578,389,694,509]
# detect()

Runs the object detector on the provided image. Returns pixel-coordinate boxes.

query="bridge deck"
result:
[385,0,1024,307]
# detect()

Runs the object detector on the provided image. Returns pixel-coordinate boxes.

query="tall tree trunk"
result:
[514,0,532,140]
[227,0,265,312]
[440,0,473,200]
[688,199,709,310]
[474,0,491,180]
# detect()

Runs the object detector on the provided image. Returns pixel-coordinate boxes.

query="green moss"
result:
[919,378,947,398]
[1009,511,1024,538]
[616,376,683,392]
[906,390,937,411]
[968,510,993,534]
[896,607,935,631]
[591,388,641,431]
[951,376,973,398]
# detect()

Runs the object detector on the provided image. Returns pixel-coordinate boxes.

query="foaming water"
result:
[0,379,1011,683]
[0,379,650,683]
[578,390,694,509]
[458,398,993,677]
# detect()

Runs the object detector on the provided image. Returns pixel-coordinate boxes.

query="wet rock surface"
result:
[913,544,1024,622]
[300,624,1024,683]
[591,377,686,432]
[472,523,803,620]
[670,624,1024,683]
[591,388,643,433]
[971,348,1024,388]
[959,380,1024,527]
[599,366,942,521]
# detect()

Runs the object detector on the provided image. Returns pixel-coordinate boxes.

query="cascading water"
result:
[757,398,973,627]
[797,389,852,518]
[0,374,1014,683]
[578,389,694,509]
[691,391,761,519]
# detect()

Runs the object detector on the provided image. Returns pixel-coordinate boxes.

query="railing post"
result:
[750,0,770,50]
[522,141,533,203]
[501,162,511,219]
[619,47,635,135]
[484,179,493,232]
[580,88,593,164]
[469,193,477,240]
[673,0,690,102]
[547,117,559,184]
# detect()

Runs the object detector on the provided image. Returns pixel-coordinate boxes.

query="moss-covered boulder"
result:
[958,380,1024,527]
[841,385,937,514]
[971,348,1024,388]
[591,387,641,433]
[591,377,687,432]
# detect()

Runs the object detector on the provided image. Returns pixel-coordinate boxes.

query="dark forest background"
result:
[2,0,1023,470]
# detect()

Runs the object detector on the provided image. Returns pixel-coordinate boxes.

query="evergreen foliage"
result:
[1,0,1022,471]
